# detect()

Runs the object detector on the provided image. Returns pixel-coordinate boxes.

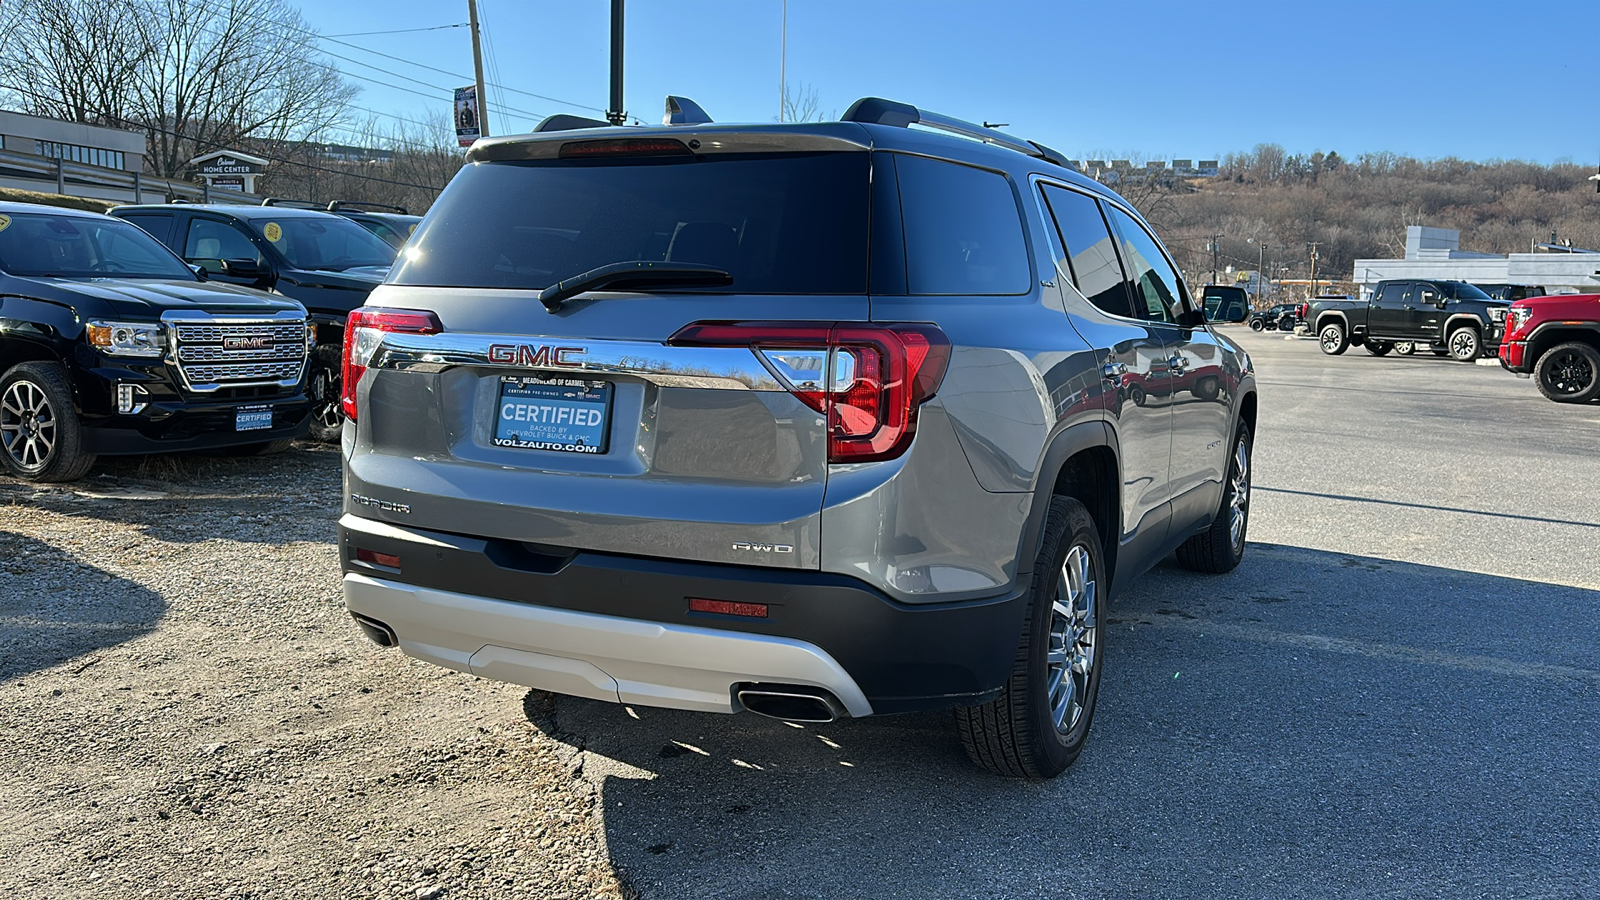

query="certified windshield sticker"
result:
[408,223,417,235]
[262,222,283,242]
[0,214,10,233]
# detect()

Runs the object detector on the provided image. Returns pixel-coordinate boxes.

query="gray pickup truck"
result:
[1310,280,1508,361]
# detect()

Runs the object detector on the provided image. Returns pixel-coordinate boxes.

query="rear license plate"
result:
[492,376,611,454]
[235,405,273,431]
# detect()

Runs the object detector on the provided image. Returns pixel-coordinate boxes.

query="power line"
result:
[328,23,468,38]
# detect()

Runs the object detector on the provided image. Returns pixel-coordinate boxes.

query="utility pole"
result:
[467,0,489,137]
[606,0,626,125]
[1307,242,1321,298]
[1206,234,1223,283]
[778,0,787,122]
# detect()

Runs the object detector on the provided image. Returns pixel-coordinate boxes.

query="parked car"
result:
[1249,303,1298,331]
[1476,284,1548,303]
[0,202,311,481]
[326,201,423,249]
[336,96,1259,779]
[1200,284,1249,324]
[1499,293,1600,402]
[1309,280,1507,360]
[110,202,396,441]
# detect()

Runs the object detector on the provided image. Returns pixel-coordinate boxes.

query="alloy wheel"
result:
[312,367,342,431]
[0,380,57,471]
[1450,330,1478,360]
[1543,349,1595,396]
[1046,543,1098,735]
[1320,326,1343,352]
[1229,436,1251,551]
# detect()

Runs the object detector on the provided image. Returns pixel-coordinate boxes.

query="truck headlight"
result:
[1507,307,1532,334]
[86,321,166,358]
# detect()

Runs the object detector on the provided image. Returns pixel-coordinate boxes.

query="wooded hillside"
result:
[1132,145,1600,292]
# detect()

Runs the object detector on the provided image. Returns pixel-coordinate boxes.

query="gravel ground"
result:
[0,445,626,900]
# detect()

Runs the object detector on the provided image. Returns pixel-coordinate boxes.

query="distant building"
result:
[0,110,145,172]
[1352,226,1600,297]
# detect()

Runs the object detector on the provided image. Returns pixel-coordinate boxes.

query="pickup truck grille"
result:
[170,318,310,392]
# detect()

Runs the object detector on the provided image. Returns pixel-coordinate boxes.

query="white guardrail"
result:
[0,147,261,205]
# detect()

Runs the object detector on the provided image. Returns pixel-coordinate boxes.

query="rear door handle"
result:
[1101,362,1127,382]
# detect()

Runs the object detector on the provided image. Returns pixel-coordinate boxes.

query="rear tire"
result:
[1534,341,1600,403]
[956,496,1105,779]
[307,344,343,443]
[0,361,96,482]
[1319,322,1349,355]
[1249,319,1265,332]
[1365,340,1393,356]
[1447,327,1481,362]
[1176,421,1252,574]
[1394,342,1415,356]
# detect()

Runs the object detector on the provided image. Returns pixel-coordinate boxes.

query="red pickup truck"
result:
[1499,293,1600,403]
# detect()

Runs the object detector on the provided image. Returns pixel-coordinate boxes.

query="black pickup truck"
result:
[0,202,311,481]
[1309,279,1509,361]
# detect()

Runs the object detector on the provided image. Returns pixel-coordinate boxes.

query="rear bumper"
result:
[339,514,1028,715]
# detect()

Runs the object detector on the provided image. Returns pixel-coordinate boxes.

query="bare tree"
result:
[1,0,358,176]
[778,82,830,123]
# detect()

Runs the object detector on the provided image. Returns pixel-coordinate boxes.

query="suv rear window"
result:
[895,154,1030,295]
[392,152,869,294]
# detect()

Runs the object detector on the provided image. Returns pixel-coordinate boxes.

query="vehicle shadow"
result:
[0,442,341,546]
[0,531,167,681]
[529,543,1600,899]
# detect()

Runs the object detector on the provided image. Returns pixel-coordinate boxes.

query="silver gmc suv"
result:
[338,97,1258,778]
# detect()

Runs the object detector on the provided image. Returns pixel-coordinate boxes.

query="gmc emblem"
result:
[487,344,586,368]
[223,335,270,351]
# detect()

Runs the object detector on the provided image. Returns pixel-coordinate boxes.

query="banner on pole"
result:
[455,86,481,148]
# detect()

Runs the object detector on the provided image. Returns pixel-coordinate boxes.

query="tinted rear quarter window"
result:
[393,152,870,294]
[895,154,1030,295]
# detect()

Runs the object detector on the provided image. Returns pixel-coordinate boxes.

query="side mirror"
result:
[219,257,269,282]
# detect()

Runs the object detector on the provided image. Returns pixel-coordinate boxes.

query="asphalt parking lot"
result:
[3,327,1597,899]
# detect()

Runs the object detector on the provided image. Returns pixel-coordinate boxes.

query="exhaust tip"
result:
[735,686,844,723]
[350,612,398,648]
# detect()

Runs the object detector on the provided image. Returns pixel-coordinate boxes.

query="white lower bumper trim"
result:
[342,573,873,717]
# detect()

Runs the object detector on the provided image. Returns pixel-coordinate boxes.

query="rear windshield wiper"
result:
[537,261,732,312]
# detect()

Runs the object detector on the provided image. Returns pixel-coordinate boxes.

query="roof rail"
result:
[260,197,319,209]
[327,200,408,215]
[532,113,611,133]
[841,97,1069,169]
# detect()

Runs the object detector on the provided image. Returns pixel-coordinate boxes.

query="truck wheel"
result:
[1249,319,1265,332]
[1128,384,1146,407]
[1365,341,1393,356]
[307,345,344,443]
[1534,341,1600,403]
[1192,375,1220,401]
[1318,323,1349,355]
[956,496,1104,779]
[1394,342,1415,356]
[1176,421,1251,574]
[1447,327,1481,361]
[0,362,96,482]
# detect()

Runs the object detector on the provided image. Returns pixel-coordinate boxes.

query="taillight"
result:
[341,307,443,421]
[669,322,951,463]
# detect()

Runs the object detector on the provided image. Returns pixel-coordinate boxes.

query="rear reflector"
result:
[355,548,401,569]
[688,598,768,618]
[558,138,693,158]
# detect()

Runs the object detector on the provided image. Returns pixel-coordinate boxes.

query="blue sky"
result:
[303,0,1600,165]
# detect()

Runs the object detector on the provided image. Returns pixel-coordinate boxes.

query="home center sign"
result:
[189,150,267,194]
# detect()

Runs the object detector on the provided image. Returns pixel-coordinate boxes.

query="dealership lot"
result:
[2,327,1597,898]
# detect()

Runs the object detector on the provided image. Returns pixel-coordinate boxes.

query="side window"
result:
[116,213,172,245]
[895,154,1030,295]
[1105,206,1184,324]
[1040,185,1132,318]
[183,218,262,272]
[1374,283,1400,304]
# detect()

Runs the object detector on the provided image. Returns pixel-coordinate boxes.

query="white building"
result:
[0,110,145,172]
[1352,226,1600,298]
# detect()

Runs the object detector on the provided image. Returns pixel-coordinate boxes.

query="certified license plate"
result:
[235,405,273,431]
[492,376,611,454]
